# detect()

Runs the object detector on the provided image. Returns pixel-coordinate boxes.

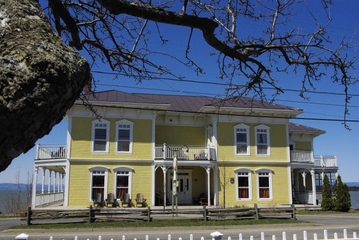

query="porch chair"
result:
[135,193,146,207]
[93,193,103,207]
[121,193,131,207]
[198,192,208,206]
[106,193,116,207]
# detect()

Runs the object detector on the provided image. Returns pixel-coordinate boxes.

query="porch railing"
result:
[34,192,64,207]
[290,150,313,163]
[36,145,67,159]
[314,155,337,167]
[155,144,216,161]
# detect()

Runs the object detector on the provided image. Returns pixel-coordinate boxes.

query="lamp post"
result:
[172,155,178,217]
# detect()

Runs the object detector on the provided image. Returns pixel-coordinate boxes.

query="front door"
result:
[168,171,192,205]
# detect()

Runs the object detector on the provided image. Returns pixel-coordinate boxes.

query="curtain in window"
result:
[116,175,129,199]
[118,129,130,151]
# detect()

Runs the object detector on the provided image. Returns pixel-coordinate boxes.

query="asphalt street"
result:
[1,214,359,240]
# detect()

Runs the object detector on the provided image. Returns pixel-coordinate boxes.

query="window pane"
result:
[118,129,130,140]
[259,176,269,187]
[92,175,104,200]
[237,132,246,143]
[257,145,267,155]
[238,177,248,187]
[259,188,270,198]
[118,141,130,151]
[238,189,249,198]
[94,141,106,151]
[116,175,129,199]
[95,128,107,140]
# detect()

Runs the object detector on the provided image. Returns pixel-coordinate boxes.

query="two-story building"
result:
[31,90,338,208]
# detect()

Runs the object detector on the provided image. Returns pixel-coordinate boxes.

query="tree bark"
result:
[0,0,90,171]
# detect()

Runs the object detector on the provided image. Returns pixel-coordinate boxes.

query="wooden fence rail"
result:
[24,204,296,225]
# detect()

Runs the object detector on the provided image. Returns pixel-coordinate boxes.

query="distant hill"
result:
[0,183,45,191]
[346,182,359,187]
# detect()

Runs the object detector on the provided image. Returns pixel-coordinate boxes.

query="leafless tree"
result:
[1,170,33,215]
[1,0,357,171]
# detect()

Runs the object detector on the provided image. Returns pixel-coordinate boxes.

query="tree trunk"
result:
[0,0,90,171]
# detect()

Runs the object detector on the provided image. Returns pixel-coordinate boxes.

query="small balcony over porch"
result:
[36,145,67,160]
[314,155,337,168]
[155,143,216,161]
[290,150,313,163]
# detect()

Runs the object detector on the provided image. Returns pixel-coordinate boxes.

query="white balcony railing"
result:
[290,151,313,163]
[155,144,216,161]
[314,155,337,167]
[36,145,67,160]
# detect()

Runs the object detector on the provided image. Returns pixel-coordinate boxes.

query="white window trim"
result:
[89,166,109,202]
[113,166,133,200]
[235,168,252,201]
[234,123,250,156]
[115,119,134,154]
[256,168,273,201]
[255,124,270,156]
[91,119,110,153]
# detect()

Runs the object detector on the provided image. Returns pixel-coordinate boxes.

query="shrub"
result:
[321,174,333,211]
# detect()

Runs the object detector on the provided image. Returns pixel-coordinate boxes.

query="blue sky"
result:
[1,0,359,184]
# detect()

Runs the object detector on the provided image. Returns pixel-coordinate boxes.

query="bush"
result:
[321,174,333,211]
[333,175,351,212]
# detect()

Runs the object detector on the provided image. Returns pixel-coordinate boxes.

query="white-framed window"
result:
[256,169,273,200]
[116,120,133,153]
[92,119,110,153]
[113,167,133,200]
[234,124,250,155]
[255,125,270,156]
[89,166,109,202]
[235,168,252,201]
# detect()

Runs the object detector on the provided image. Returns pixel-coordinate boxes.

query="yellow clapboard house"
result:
[31,90,339,208]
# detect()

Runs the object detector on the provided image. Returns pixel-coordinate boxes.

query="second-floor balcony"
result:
[155,144,216,161]
[290,150,337,168]
[36,145,67,160]
[36,144,217,161]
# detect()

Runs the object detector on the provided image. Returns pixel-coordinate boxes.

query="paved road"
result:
[1,214,358,240]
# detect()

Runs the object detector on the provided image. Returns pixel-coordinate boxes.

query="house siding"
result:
[155,125,205,145]
[68,161,153,206]
[217,164,290,207]
[295,141,312,151]
[70,117,152,159]
[217,123,288,161]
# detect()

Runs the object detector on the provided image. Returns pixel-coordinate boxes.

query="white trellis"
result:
[15,229,359,240]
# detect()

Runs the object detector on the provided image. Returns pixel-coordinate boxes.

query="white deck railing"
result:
[290,151,313,163]
[34,192,64,207]
[16,229,359,240]
[314,155,337,167]
[36,145,67,159]
[155,144,216,161]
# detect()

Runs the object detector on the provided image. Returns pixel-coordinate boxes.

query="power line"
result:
[92,70,359,98]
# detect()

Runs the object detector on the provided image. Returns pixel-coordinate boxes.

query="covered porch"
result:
[153,158,218,208]
[32,145,68,208]
[291,155,338,205]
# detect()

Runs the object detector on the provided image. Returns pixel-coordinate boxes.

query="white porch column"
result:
[151,163,155,206]
[41,168,45,194]
[48,171,52,193]
[205,166,211,206]
[57,172,61,193]
[311,170,317,205]
[60,173,63,192]
[301,171,307,190]
[53,171,57,193]
[161,166,168,207]
[31,166,39,208]
[213,164,218,206]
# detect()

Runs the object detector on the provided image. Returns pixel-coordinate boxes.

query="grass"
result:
[11,218,304,230]
[296,209,359,215]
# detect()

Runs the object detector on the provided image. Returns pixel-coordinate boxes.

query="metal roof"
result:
[288,122,325,135]
[83,90,302,113]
